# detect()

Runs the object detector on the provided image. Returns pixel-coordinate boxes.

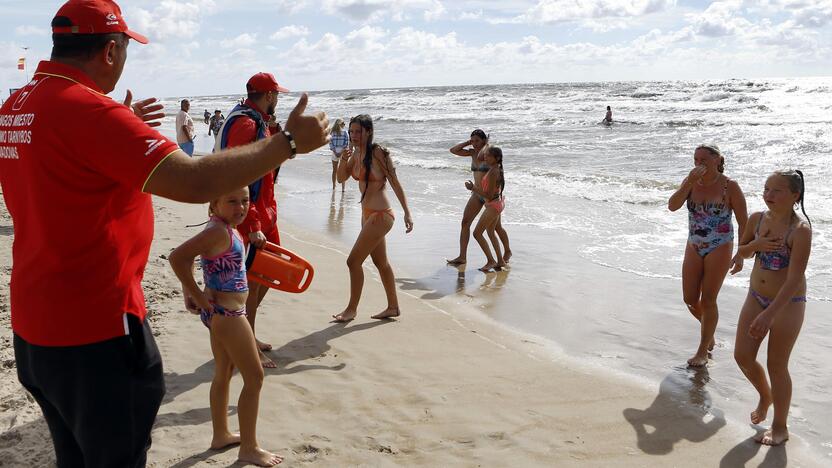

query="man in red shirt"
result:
[216,72,289,368]
[0,1,328,466]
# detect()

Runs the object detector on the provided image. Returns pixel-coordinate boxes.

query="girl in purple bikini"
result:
[169,187,282,467]
[732,170,812,447]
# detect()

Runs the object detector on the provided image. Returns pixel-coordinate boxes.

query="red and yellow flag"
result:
[17,58,25,70]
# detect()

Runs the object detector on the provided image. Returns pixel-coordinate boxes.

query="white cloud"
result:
[221,33,258,49]
[459,10,483,21]
[270,25,310,41]
[14,26,48,36]
[424,0,445,21]
[512,0,677,24]
[126,0,217,41]
[346,25,388,43]
[687,1,750,37]
[322,0,448,22]
[781,0,832,28]
[269,0,312,15]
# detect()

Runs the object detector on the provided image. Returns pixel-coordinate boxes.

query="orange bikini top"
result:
[352,162,384,182]
[351,160,385,183]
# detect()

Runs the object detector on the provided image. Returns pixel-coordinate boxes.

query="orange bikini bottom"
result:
[362,207,395,225]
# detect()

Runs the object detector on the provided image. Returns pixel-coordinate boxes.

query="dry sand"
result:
[0,194,824,467]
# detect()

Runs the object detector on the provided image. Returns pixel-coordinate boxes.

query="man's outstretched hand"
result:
[124,89,165,128]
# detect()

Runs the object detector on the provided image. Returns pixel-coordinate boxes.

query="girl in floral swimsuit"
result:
[668,144,748,367]
[732,170,812,447]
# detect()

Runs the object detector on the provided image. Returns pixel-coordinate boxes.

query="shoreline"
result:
[0,187,826,466]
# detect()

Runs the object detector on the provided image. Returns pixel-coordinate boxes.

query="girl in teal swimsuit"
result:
[732,170,812,447]
[668,144,748,367]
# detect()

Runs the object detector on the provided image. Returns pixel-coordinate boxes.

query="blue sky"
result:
[1,1,830,99]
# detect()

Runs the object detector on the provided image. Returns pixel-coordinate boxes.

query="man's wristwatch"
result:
[282,130,297,158]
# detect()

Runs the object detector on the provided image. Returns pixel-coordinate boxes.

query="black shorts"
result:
[14,313,165,468]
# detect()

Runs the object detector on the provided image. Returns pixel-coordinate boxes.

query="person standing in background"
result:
[209,109,225,139]
[176,98,195,156]
[203,109,210,124]
[329,118,348,191]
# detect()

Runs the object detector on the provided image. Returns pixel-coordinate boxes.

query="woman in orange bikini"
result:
[333,114,414,322]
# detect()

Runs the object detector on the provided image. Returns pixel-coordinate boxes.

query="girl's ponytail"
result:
[795,170,811,228]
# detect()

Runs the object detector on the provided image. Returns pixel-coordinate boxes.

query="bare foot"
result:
[446,257,466,266]
[259,351,277,369]
[496,261,507,270]
[751,397,771,425]
[755,427,789,446]
[371,307,400,320]
[256,339,272,352]
[479,261,497,272]
[687,352,708,367]
[238,446,283,466]
[332,310,356,323]
[503,250,512,263]
[210,432,241,450]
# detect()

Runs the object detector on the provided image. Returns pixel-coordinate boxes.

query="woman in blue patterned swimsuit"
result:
[668,144,748,367]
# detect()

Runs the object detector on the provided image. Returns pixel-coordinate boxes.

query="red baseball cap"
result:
[52,0,149,44]
[246,72,290,94]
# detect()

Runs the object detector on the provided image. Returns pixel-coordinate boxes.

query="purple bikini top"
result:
[755,212,795,271]
[201,217,248,293]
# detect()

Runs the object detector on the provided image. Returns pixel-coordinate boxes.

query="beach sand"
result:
[0,193,824,467]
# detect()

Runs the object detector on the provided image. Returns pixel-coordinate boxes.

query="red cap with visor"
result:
[246,72,290,93]
[52,0,149,44]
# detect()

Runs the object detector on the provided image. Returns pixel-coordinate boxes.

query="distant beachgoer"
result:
[333,114,413,322]
[668,144,748,367]
[603,106,613,124]
[465,146,506,272]
[215,72,290,368]
[209,109,224,138]
[176,98,196,156]
[732,170,812,447]
[204,109,210,124]
[169,186,282,467]
[446,129,511,266]
[329,118,348,191]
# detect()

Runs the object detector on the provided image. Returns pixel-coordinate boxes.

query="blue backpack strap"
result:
[216,105,270,202]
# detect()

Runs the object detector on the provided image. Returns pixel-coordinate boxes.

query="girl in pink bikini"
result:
[169,187,282,467]
[465,146,506,272]
[333,114,414,322]
[732,170,812,447]
[447,130,512,266]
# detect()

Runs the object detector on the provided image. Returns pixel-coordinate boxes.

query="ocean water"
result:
[158,77,832,461]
